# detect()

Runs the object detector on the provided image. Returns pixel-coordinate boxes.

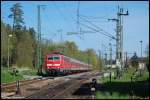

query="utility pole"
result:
[37,5,45,74]
[140,40,143,58]
[109,43,112,67]
[7,34,12,69]
[118,6,129,69]
[77,1,80,34]
[105,53,107,68]
[108,6,129,79]
[101,43,104,69]
[102,43,107,68]
[108,18,119,60]
[125,51,128,69]
[98,50,101,70]
[108,6,129,70]
[58,29,63,43]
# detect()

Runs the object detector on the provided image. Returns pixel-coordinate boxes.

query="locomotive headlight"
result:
[47,64,60,66]
[54,64,60,66]
[47,64,52,66]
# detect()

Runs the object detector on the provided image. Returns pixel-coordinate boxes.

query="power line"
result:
[42,8,59,40]
[77,1,80,33]
[80,14,108,19]
[53,2,74,32]
[80,22,116,40]
[63,2,75,21]
[80,16,113,36]
[79,16,116,40]
[76,1,84,40]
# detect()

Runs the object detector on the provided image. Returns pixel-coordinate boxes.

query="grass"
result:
[1,67,24,83]
[19,69,37,76]
[96,91,130,99]
[96,67,149,99]
[1,67,38,83]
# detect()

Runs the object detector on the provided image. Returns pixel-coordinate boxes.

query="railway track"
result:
[1,77,52,90]
[1,71,101,99]
[1,76,64,99]
[26,71,101,99]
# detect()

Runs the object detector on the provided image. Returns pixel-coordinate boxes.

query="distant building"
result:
[105,57,146,69]
[126,57,146,68]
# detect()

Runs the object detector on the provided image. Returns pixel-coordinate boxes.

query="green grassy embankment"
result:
[1,67,24,83]
[1,67,38,83]
[96,67,149,99]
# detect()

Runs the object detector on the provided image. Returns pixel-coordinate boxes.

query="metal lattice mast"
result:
[37,5,41,70]
[118,6,129,68]
[109,6,128,69]
[98,50,101,69]
[37,5,45,73]
[109,43,112,67]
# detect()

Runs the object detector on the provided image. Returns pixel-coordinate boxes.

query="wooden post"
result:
[110,72,112,83]
[16,81,20,94]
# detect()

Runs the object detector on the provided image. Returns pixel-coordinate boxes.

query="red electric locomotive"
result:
[44,53,92,75]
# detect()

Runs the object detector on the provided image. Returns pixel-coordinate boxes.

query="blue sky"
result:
[1,1,149,58]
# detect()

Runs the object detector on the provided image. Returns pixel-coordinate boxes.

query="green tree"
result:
[28,27,37,68]
[85,49,99,70]
[1,21,8,66]
[131,52,139,69]
[8,2,24,30]
[8,3,25,67]
[1,21,15,67]
[63,41,78,57]
[16,30,34,68]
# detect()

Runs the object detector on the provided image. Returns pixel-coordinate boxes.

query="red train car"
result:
[44,53,92,75]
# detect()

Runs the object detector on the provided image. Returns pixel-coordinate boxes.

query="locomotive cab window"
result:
[48,56,53,60]
[48,56,60,60]
[53,56,60,60]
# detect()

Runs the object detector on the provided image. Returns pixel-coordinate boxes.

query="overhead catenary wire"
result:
[63,2,75,21]
[79,16,116,40]
[40,5,60,43]
[52,2,81,42]
[76,1,85,40]
[80,14,108,19]
[52,1,74,32]
[77,1,80,33]
[80,22,116,40]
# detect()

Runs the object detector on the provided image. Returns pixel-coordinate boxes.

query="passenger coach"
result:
[44,53,92,75]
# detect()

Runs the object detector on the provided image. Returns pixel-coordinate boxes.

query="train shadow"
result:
[72,79,149,98]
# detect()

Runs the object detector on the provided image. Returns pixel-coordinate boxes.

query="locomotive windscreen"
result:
[48,56,60,60]
[53,56,60,60]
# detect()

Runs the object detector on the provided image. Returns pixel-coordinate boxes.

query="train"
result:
[44,52,92,75]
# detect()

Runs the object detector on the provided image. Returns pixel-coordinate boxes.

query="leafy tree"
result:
[8,3,24,30]
[1,21,8,66]
[85,49,99,70]
[1,21,15,67]
[16,30,34,67]
[8,3,25,67]
[131,52,139,69]
[63,41,78,57]
[28,27,37,68]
